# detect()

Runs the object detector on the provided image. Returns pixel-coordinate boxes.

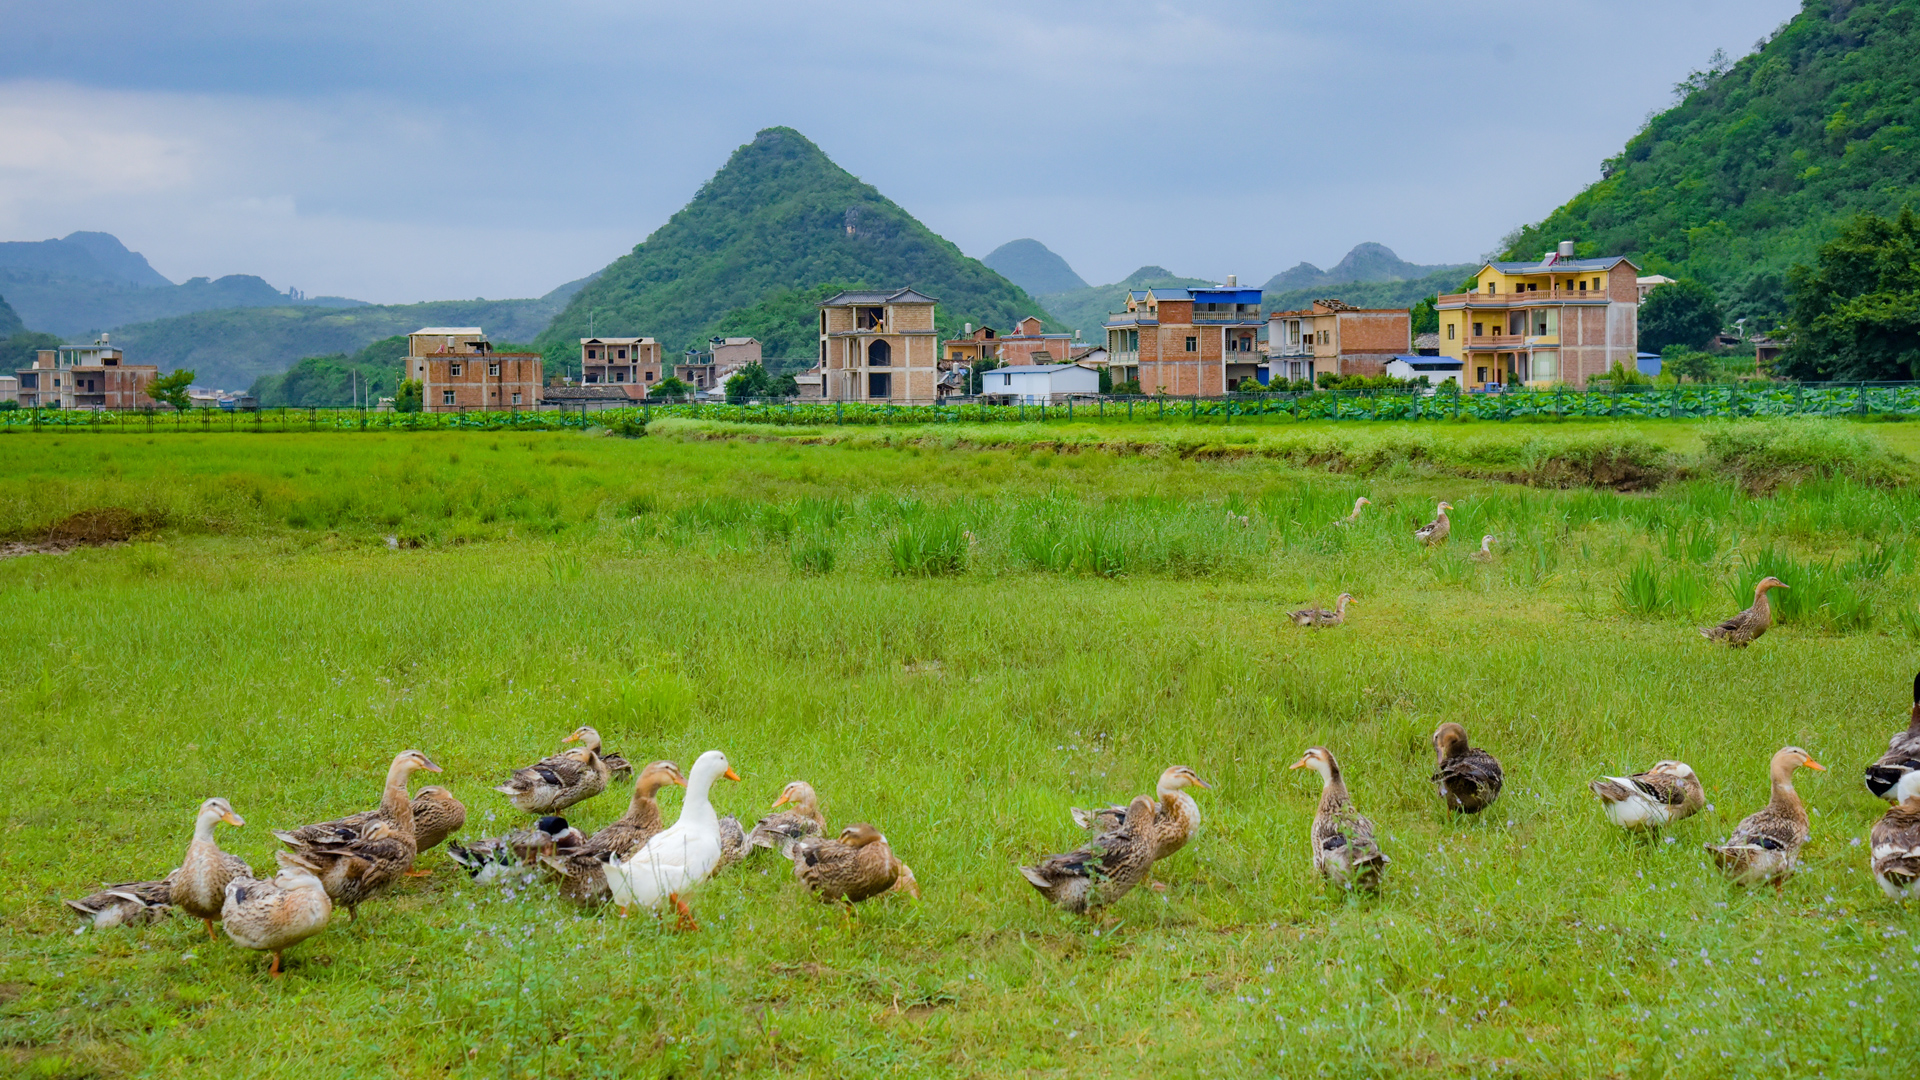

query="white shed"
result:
[1384,355,1464,386]
[981,363,1101,403]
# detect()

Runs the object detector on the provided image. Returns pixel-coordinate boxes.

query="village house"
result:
[971,316,1074,367]
[675,336,763,391]
[579,337,661,394]
[941,324,999,366]
[817,288,939,402]
[1434,242,1640,389]
[1264,300,1410,384]
[406,327,542,411]
[1103,278,1263,396]
[13,335,159,409]
[977,363,1101,404]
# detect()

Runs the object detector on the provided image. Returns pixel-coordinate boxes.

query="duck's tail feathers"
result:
[1017,865,1051,890]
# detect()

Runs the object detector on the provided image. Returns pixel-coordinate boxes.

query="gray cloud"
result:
[0,0,1800,302]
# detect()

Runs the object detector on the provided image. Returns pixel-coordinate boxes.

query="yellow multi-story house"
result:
[1435,242,1641,389]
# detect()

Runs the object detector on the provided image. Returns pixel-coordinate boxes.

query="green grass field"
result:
[3,418,1919,1078]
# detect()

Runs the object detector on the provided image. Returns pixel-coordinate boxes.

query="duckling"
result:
[1869,771,1920,899]
[541,761,686,903]
[172,797,254,940]
[1589,760,1706,833]
[1071,765,1212,863]
[274,749,442,919]
[748,781,828,859]
[65,879,172,928]
[496,745,610,815]
[1430,723,1503,815]
[1019,796,1158,915]
[221,852,332,977]
[1414,501,1453,546]
[1700,576,1788,647]
[562,725,633,779]
[1291,747,1388,891]
[409,786,467,855]
[1469,535,1496,563]
[792,824,919,907]
[1288,593,1354,628]
[1865,671,1920,801]
[1706,746,1824,888]
[1335,496,1371,526]
[451,816,585,884]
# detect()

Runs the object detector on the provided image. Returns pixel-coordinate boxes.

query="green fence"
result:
[6,384,1920,432]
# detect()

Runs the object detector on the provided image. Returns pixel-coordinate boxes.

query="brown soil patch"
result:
[47,507,150,544]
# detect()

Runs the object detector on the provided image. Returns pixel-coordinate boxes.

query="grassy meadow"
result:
[3,416,1920,1078]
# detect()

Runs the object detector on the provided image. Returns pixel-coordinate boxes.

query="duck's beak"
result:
[222,811,246,827]
[724,767,743,782]
[562,730,582,743]
[671,774,688,788]
[1803,758,1826,772]
[1288,759,1308,771]
[421,756,444,773]
[771,792,793,809]
[1191,776,1214,790]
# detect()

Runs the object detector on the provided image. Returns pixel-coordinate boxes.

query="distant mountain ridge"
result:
[983,239,1088,296]
[1263,243,1473,295]
[0,230,367,339]
[536,127,1053,361]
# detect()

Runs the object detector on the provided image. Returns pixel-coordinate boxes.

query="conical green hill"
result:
[538,128,1053,360]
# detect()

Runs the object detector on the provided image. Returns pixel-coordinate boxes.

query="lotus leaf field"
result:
[2,415,1919,1078]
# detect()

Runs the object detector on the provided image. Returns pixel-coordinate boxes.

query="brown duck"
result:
[1288,593,1354,628]
[1019,796,1158,915]
[1589,760,1706,832]
[1071,764,1212,864]
[792,824,920,907]
[1706,746,1824,888]
[65,878,173,928]
[496,738,612,815]
[1414,501,1453,546]
[748,780,828,859]
[1430,723,1503,814]
[274,749,442,919]
[1700,576,1787,647]
[1865,671,1920,801]
[1869,771,1920,900]
[408,786,467,855]
[542,761,686,902]
[171,797,254,939]
[1291,747,1388,891]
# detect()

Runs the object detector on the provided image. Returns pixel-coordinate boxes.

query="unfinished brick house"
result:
[406,327,542,411]
[1264,300,1410,383]
[1435,243,1640,389]
[14,336,159,409]
[579,337,661,395]
[1103,279,1263,396]
[817,288,938,402]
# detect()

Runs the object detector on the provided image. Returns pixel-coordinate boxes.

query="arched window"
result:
[867,339,892,367]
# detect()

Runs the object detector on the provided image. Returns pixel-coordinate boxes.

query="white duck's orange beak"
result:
[724,767,743,782]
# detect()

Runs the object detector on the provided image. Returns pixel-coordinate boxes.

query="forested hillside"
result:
[1501,0,1920,328]
[536,128,1054,369]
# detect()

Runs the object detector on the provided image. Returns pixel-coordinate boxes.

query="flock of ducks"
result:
[1289,497,1792,647]
[68,672,1920,971]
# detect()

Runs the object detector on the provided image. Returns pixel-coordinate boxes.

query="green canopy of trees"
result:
[1638,279,1724,353]
[1781,207,1920,381]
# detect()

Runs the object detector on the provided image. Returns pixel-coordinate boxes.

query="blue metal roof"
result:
[1189,287,1262,305]
[1145,287,1191,301]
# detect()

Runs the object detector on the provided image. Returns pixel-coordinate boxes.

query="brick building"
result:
[1103,280,1263,396]
[675,337,763,391]
[1435,243,1640,389]
[580,337,661,394]
[1264,300,1410,383]
[406,327,542,411]
[14,336,160,409]
[943,316,1072,367]
[817,288,939,402]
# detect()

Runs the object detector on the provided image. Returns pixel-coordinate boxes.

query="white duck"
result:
[605,750,741,928]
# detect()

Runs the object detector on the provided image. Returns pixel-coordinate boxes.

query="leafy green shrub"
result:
[789,530,836,575]
[1615,557,1667,616]
[887,507,970,576]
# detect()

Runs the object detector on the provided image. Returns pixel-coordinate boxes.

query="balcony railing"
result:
[1439,290,1611,306]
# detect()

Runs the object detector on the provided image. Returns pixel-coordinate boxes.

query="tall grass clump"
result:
[1700,418,1909,491]
[1735,544,1874,631]
[885,504,971,576]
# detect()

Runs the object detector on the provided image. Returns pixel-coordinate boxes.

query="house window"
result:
[1319,330,1330,345]
[512,392,523,405]
[617,349,627,359]
[1477,366,1488,383]
[1578,280,1587,292]
[1592,277,1601,290]
[587,349,598,360]
[449,362,463,376]
[1447,323,1456,340]
[1509,313,1525,335]
[1527,283,1538,291]
[1486,282,1497,294]
[488,362,500,377]
[645,371,655,382]
[442,390,456,405]
[614,370,626,383]
[1473,322,1484,337]
[868,372,891,398]
[867,339,892,367]
[1185,336,1197,352]
[857,306,884,330]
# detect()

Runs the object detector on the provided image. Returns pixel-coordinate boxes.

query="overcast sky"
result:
[0,0,1800,303]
